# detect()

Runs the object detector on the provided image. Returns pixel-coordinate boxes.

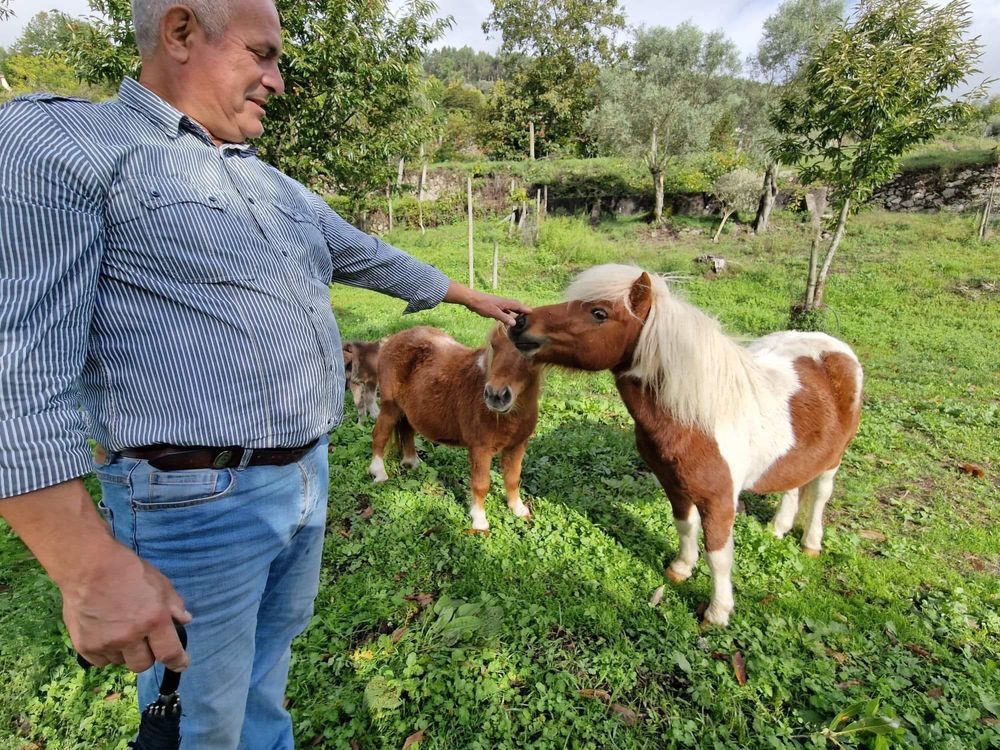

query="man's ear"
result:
[629,271,653,321]
[160,5,199,63]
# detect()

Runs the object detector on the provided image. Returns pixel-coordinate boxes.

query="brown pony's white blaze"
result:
[509,264,863,626]
[342,339,382,424]
[369,325,544,530]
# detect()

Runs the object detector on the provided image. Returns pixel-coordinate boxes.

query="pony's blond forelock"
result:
[566,264,759,432]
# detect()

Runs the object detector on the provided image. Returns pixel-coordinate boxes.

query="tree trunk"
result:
[589,197,602,226]
[386,184,393,233]
[978,163,999,240]
[713,209,734,243]
[804,188,828,308]
[529,120,535,161]
[753,162,779,234]
[652,171,664,224]
[0,74,10,92]
[492,241,499,290]
[396,157,405,188]
[811,198,850,310]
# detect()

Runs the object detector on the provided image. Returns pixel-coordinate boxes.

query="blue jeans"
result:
[95,437,329,749]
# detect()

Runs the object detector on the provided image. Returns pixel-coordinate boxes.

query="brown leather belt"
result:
[120,439,319,471]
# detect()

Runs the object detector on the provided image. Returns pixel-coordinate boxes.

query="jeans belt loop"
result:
[237,447,254,470]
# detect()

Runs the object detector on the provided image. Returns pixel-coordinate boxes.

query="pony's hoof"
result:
[401,456,421,470]
[801,546,821,558]
[665,567,690,584]
[700,604,731,628]
[510,502,531,519]
[771,524,790,540]
[370,472,388,483]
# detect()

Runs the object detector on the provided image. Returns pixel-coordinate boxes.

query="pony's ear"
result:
[629,272,653,320]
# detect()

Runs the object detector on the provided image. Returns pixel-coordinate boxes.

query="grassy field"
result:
[1,209,998,749]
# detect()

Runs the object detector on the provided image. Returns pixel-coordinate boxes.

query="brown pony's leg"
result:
[501,442,531,520]
[665,500,700,583]
[369,400,402,482]
[398,417,421,470]
[700,498,737,627]
[350,381,366,423]
[467,447,493,531]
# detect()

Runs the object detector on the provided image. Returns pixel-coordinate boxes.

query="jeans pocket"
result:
[133,468,237,511]
[96,499,114,530]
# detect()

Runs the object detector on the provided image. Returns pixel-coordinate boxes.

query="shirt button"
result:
[281,251,289,257]
[247,197,256,204]
[208,195,217,203]
[150,190,160,198]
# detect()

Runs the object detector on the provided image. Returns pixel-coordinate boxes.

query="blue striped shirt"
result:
[0,78,450,499]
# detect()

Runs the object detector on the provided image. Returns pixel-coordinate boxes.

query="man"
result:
[0,0,528,746]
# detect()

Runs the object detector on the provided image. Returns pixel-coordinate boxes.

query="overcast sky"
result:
[1,0,997,93]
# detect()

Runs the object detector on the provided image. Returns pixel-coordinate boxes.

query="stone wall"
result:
[871,163,998,212]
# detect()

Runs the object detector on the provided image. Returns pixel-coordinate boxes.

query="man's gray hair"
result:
[131,1,234,57]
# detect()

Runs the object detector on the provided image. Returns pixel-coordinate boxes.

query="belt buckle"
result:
[213,450,234,469]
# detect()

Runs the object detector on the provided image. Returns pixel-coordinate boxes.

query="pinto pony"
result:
[369,325,543,531]
[343,340,382,423]
[508,265,863,626]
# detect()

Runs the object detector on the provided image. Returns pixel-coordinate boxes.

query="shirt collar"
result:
[116,77,256,155]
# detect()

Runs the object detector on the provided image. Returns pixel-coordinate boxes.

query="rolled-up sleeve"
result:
[0,100,104,499]
[299,189,451,313]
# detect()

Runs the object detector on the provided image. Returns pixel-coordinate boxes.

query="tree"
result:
[422,46,503,83]
[10,11,79,57]
[482,0,625,158]
[0,0,12,23]
[65,0,450,198]
[586,23,741,223]
[751,0,844,233]
[711,168,761,242]
[772,0,984,317]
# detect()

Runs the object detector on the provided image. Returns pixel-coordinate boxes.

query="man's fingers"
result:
[147,621,190,672]
[121,641,157,673]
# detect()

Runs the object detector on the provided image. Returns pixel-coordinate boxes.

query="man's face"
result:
[186,0,284,144]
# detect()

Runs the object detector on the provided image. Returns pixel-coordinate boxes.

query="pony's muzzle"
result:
[484,384,514,413]
[508,317,543,354]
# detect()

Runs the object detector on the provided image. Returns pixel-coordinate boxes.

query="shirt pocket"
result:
[273,201,333,283]
[104,176,259,283]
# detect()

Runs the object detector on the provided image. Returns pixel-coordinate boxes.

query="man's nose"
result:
[264,63,285,97]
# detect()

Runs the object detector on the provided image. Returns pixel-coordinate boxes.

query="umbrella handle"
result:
[76,621,189,683]
[158,622,187,697]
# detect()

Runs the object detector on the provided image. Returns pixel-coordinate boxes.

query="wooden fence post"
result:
[467,175,474,288]
[492,241,499,290]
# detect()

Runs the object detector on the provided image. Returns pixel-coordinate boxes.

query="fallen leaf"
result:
[859,529,887,542]
[393,571,408,581]
[966,555,986,572]
[358,506,374,520]
[927,688,944,698]
[836,679,862,689]
[731,652,747,686]
[905,643,932,658]
[758,594,776,606]
[957,462,985,478]
[350,741,360,750]
[825,648,848,664]
[337,528,351,539]
[404,593,434,608]
[980,718,1000,727]
[0,583,10,594]
[391,626,408,643]
[609,704,639,726]
[420,526,440,537]
[402,730,425,749]
[577,689,611,701]
[648,585,665,607]
[103,692,121,702]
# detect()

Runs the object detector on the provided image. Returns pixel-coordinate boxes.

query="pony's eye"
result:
[592,308,609,322]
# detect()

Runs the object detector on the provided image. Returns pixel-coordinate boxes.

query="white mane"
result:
[565,264,761,432]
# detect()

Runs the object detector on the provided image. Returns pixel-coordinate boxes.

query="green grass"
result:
[2,210,999,749]
[898,135,999,172]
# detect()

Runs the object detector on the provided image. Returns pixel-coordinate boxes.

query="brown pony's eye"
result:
[592,308,609,322]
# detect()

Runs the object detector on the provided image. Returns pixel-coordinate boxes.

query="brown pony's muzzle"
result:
[508,314,543,354]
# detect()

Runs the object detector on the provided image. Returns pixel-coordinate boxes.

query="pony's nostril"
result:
[500,386,513,403]
[511,314,528,335]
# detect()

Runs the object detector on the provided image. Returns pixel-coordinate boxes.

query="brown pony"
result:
[369,325,543,531]
[508,264,863,626]
[342,340,382,423]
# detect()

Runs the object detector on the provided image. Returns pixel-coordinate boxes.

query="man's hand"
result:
[444,282,531,327]
[0,480,191,673]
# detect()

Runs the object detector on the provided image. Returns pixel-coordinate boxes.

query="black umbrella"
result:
[77,623,188,750]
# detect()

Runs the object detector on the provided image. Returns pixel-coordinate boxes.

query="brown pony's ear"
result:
[629,272,653,320]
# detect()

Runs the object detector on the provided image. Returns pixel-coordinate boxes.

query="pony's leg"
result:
[366,387,380,420]
[467,447,493,531]
[701,500,737,627]
[351,382,366,424]
[666,503,701,583]
[800,466,839,556]
[500,442,530,519]
[771,488,800,539]
[398,417,421,470]
[369,401,401,482]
